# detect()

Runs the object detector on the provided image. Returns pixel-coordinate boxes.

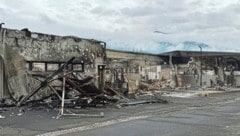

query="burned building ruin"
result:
[160,51,240,89]
[106,50,240,92]
[0,27,106,105]
[1,27,240,107]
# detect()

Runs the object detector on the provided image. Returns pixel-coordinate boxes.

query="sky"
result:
[0,0,240,54]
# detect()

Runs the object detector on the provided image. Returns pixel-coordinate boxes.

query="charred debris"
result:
[1,27,240,117]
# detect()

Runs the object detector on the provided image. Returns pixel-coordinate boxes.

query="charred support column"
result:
[0,57,3,99]
[199,46,202,88]
[60,68,66,116]
[169,55,178,87]
[98,65,105,93]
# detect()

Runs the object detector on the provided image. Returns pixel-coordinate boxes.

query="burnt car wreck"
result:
[1,27,240,117]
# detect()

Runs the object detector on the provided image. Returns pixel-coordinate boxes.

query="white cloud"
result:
[0,0,240,53]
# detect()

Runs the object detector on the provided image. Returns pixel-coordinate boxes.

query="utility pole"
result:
[199,46,202,89]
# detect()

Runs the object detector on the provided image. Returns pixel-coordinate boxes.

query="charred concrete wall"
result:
[106,49,163,74]
[0,28,106,62]
[106,49,161,65]
[0,28,106,101]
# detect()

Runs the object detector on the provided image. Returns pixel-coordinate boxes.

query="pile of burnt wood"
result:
[14,57,120,109]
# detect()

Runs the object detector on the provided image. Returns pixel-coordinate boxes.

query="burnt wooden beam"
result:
[17,57,75,106]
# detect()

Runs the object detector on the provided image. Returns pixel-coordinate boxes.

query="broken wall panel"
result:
[234,76,240,87]
[126,73,140,94]
[143,65,161,80]
[234,71,240,87]
[176,75,198,88]
[159,65,172,80]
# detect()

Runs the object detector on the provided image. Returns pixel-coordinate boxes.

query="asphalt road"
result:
[1,91,240,136]
[65,93,240,136]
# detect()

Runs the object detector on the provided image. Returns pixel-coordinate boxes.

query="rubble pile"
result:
[138,79,176,92]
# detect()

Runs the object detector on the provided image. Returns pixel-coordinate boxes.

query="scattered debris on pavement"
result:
[0,114,5,119]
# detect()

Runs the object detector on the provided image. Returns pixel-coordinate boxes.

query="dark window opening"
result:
[27,61,84,72]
